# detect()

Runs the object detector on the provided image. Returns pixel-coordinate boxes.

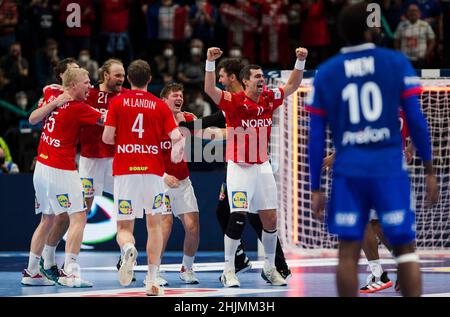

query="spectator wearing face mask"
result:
[227,44,249,66]
[78,49,99,83]
[177,38,205,93]
[189,0,218,48]
[152,42,178,85]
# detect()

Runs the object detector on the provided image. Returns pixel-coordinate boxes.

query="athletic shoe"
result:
[57,264,93,288]
[145,276,164,296]
[235,254,252,274]
[116,257,136,283]
[39,258,60,283]
[277,265,292,281]
[118,246,138,286]
[220,269,240,287]
[261,267,287,286]
[180,266,199,284]
[21,269,55,286]
[143,270,169,287]
[360,272,393,293]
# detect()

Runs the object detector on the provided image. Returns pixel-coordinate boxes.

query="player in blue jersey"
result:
[306,2,439,297]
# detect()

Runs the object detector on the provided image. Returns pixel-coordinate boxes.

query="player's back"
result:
[109,90,177,176]
[311,43,420,177]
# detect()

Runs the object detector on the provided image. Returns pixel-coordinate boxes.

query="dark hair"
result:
[53,58,78,85]
[239,64,262,86]
[160,82,184,99]
[217,58,244,78]
[127,59,152,87]
[338,2,370,46]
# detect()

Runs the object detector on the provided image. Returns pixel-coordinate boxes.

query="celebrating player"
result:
[102,60,184,296]
[307,2,439,297]
[204,46,307,287]
[23,68,102,287]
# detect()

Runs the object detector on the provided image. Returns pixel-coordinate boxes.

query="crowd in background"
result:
[1,0,449,172]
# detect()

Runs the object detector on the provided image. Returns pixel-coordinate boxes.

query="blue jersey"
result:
[306,43,422,178]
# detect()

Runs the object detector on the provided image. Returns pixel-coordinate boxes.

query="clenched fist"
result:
[207,47,223,61]
[296,47,308,61]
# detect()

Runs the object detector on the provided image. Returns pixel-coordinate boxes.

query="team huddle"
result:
[20,2,439,297]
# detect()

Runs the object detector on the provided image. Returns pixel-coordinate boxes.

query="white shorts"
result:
[162,177,199,218]
[78,156,114,198]
[34,161,85,216]
[114,174,165,221]
[226,161,278,214]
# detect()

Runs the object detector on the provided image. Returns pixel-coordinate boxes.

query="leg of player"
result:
[116,219,137,286]
[145,213,164,296]
[258,209,287,286]
[247,213,291,280]
[21,214,56,286]
[217,182,251,274]
[179,212,200,284]
[156,213,173,286]
[58,210,93,288]
[40,213,69,282]
[337,240,362,296]
[392,243,421,297]
[220,211,247,287]
[360,220,393,293]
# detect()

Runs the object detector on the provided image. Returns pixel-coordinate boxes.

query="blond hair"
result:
[62,68,89,88]
[98,59,123,84]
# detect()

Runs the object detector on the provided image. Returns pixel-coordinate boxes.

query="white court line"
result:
[84,258,442,272]
[19,287,283,298]
[422,292,450,297]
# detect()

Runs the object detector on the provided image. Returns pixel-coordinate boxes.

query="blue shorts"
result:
[327,175,416,246]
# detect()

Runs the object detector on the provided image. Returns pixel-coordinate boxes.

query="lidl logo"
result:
[118,200,133,215]
[164,195,172,213]
[232,191,248,209]
[57,194,72,208]
[81,178,94,197]
[153,193,164,209]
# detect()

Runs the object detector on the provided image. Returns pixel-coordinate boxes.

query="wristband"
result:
[295,59,306,71]
[205,60,215,72]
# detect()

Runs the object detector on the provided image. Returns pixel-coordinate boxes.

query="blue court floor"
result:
[1,251,450,297]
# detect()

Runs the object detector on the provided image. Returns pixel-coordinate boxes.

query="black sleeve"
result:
[178,111,226,129]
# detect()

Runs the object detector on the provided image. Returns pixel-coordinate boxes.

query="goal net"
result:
[269,71,450,253]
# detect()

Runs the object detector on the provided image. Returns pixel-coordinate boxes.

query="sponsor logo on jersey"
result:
[117,144,159,154]
[335,212,358,227]
[342,126,390,146]
[164,195,172,213]
[128,166,149,172]
[39,154,48,160]
[81,178,94,197]
[153,193,164,209]
[56,194,72,208]
[118,199,133,215]
[232,191,248,209]
[241,118,273,128]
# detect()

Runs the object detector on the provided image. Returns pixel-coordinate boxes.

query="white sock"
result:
[121,242,135,258]
[43,245,57,269]
[262,229,277,270]
[368,260,383,278]
[224,235,240,271]
[64,253,78,272]
[182,255,195,271]
[27,252,41,275]
[147,264,158,282]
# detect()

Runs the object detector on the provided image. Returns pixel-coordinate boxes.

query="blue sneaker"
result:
[39,258,60,283]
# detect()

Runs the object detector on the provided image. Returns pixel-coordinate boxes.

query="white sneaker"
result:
[58,263,93,288]
[143,270,168,287]
[118,246,138,286]
[21,269,55,286]
[180,266,199,284]
[261,267,287,286]
[145,277,164,296]
[220,269,240,288]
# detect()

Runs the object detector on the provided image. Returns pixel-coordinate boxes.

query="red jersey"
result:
[80,87,129,158]
[105,90,178,176]
[161,112,196,180]
[37,100,102,170]
[219,88,285,164]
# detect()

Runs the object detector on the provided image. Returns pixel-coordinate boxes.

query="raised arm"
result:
[204,47,224,105]
[29,93,73,125]
[282,47,308,97]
